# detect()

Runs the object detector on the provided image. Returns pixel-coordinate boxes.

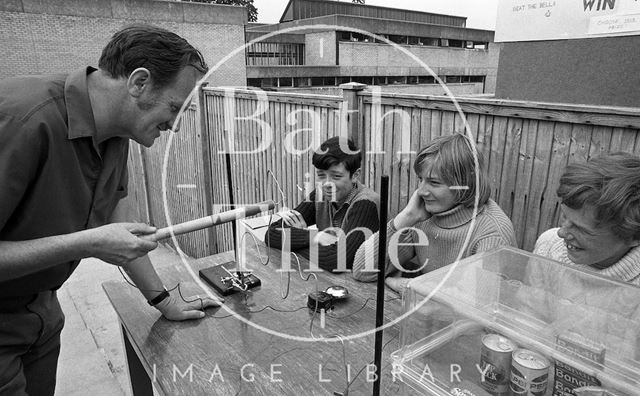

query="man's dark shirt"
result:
[0,67,128,296]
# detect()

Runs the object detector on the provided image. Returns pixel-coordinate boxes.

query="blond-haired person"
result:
[352,133,517,291]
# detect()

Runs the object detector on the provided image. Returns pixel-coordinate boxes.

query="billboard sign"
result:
[495,0,640,42]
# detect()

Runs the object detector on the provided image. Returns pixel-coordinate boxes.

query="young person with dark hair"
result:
[534,153,640,284]
[352,133,517,291]
[265,137,380,272]
[0,24,218,395]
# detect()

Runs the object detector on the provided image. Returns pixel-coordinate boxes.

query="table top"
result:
[103,238,406,395]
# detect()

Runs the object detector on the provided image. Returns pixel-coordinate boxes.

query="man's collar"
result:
[331,181,361,211]
[65,67,99,141]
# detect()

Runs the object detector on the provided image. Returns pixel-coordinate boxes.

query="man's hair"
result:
[558,152,640,241]
[98,24,208,88]
[312,137,361,175]
[413,133,491,207]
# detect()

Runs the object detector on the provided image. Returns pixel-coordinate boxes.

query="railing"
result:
[126,85,640,257]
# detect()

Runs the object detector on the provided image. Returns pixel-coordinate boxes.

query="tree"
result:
[182,0,258,22]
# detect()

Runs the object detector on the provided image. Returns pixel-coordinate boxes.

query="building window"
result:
[374,76,387,85]
[461,75,485,83]
[388,35,408,45]
[324,77,337,86]
[419,76,436,84]
[246,42,305,66]
[408,36,421,46]
[445,39,464,48]
[388,76,406,85]
[352,76,372,84]
[294,78,311,87]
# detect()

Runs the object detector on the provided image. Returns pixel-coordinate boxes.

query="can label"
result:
[553,332,604,396]
[509,349,550,396]
[480,334,517,395]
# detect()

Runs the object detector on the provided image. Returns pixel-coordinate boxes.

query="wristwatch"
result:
[148,288,170,306]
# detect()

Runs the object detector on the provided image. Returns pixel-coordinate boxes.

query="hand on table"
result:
[385,275,410,294]
[86,223,158,266]
[279,210,307,228]
[313,230,339,246]
[155,292,224,321]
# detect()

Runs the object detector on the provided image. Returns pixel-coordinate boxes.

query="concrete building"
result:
[244,0,500,95]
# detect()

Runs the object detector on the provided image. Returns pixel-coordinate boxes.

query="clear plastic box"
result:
[390,247,640,396]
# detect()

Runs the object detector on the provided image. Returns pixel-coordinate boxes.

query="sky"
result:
[254,0,500,30]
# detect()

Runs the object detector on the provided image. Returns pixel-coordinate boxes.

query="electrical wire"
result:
[341,334,399,395]
[209,304,308,319]
[327,297,400,320]
[118,266,207,309]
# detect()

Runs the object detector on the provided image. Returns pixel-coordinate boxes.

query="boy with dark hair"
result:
[265,137,380,272]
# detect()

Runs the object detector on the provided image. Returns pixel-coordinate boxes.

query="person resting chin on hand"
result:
[352,133,517,293]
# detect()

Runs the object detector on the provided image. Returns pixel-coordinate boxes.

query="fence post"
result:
[197,82,218,255]
[340,82,367,170]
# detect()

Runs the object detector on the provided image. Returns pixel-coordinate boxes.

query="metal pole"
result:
[372,175,389,396]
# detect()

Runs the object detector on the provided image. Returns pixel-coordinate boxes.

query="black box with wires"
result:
[199,261,261,296]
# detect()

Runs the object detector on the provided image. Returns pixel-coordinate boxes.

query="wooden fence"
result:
[358,93,640,250]
[127,85,640,257]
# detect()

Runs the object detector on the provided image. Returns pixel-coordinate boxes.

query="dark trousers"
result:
[0,291,64,396]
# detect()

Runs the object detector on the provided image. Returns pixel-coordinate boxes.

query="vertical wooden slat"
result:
[391,106,404,217]
[498,118,523,218]
[511,119,539,248]
[538,122,572,238]
[609,127,636,153]
[568,124,593,165]
[522,120,554,251]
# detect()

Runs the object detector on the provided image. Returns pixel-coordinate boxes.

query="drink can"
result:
[510,348,550,396]
[480,333,517,395]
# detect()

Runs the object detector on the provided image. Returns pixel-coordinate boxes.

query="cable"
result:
[210,304,308,319]
[328,297,400,320]
[118,266,207,310]
[341,334,398,395]
[267,169,287,209]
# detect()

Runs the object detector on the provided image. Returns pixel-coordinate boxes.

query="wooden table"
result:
[103,237,406,395]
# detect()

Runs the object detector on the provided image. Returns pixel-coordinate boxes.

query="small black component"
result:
[199,261,261,296]
[307,291,333,312]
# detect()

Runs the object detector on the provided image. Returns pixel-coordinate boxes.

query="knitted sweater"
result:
[533,228,640,285]
[352,199,517,282]
[265,182,380,271]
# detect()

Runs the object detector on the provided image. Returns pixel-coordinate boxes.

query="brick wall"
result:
[0,0,247,87]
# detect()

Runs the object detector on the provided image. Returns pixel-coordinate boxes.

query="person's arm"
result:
[265,191,317,250]
[351,219,418,282]
[313,200,379,272]
[109,200,222,320]
[0,224,160,283]
[0,115,158,282]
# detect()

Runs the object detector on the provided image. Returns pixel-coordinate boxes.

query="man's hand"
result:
[313,230,339,246]
[279,210,307,228]
[86,223,158,266]
[393,190,432,230]
[385,275,409,293]
[155,292,224,321]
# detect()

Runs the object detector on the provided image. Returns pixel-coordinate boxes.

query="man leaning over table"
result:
[0,25,221,396]
[265,137,380,272]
